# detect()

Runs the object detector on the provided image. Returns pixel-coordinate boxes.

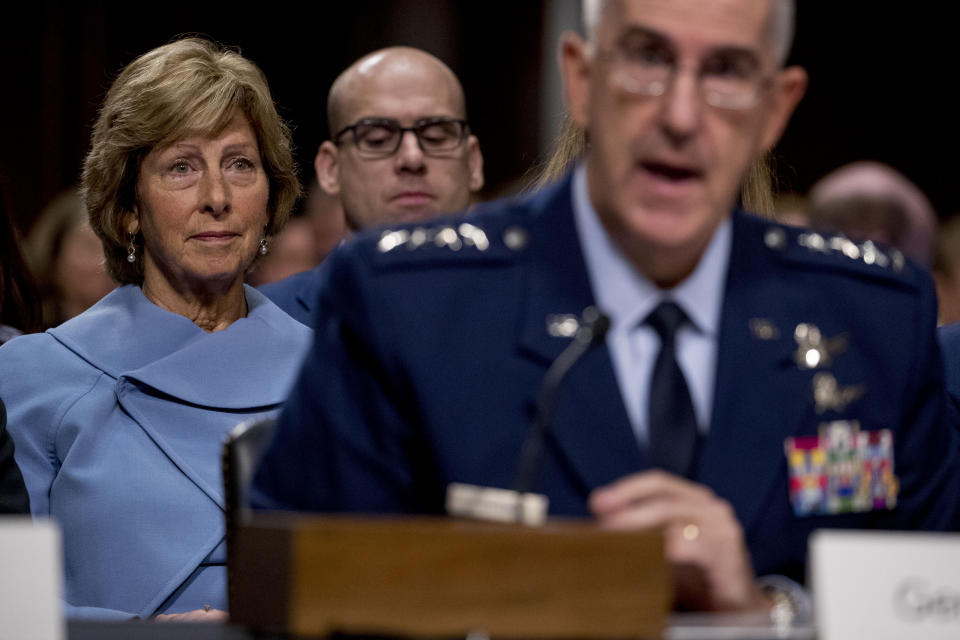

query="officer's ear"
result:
[759,66,808,153]
[315,141,341,196]
[560,31,591,131]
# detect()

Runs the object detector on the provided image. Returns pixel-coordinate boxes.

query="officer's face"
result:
[564,0,805,286]
[316,60,484,232]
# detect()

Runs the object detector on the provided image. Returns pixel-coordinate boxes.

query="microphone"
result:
[513,306,611,497]
[445,306,610,526]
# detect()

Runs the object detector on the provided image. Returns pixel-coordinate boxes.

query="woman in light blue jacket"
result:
[0,38,310,621]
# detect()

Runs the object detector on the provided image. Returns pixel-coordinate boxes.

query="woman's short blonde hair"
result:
[82,37,300,285]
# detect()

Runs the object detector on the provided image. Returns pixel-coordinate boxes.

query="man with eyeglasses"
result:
[261,47,483,324]
[316,47,483,231]
[256,0,960,614]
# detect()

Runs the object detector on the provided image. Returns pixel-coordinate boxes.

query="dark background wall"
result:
[1,1,956,233]
[778,3,957,212]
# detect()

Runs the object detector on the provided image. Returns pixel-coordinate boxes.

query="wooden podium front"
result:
[229,513,669,638]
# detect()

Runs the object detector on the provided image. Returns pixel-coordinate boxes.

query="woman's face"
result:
[135,114,270,295]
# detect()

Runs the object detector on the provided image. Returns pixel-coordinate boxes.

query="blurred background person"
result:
[934,216,960,326]
[300,179,349,258]
[806,160,936,266]
[245,214,320,286]
[246,179,346,286]
[261,46,484,325]
[0,186,37,514]
[0,186,42,344]
[937,216,960,436]
[24,187,115,328]
[0,37,310,620]
[771,191,809,228]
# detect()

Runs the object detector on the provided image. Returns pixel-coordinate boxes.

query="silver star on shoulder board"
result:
[813,372,864,414]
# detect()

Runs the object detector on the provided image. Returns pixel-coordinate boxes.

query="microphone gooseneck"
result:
[513,306,611,498]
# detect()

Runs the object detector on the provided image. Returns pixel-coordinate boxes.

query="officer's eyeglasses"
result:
[334,117,469,158]
[597,30,775,110]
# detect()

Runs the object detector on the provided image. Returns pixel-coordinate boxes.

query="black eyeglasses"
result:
[334,117,469,157]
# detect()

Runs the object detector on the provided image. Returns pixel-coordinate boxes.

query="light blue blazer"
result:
[0,285,311,619]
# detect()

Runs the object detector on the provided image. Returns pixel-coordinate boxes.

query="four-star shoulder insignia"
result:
[375,219,536,253]
[377,222,494,254]
[796,231,905,272]
[764,224,907,275]
[370,218,530,270]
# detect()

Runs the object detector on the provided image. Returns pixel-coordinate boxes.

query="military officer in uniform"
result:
[255,0,960,612]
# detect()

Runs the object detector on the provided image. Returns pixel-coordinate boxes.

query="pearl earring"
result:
[259,237,269,255]
[127,236,137,263]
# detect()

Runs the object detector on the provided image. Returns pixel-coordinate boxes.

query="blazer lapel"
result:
[514,176,644,495]
[115,384,238,509]
[119,311,308,409]
[295,263,326,318]
[50,285,202,377]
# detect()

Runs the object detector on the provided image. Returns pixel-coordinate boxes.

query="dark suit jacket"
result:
[0,396,30,514]
[255,174,960,583]
[258,263,327,327]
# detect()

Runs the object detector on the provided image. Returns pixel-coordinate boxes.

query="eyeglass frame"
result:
[593,32,777,111]
[333,116,471,158]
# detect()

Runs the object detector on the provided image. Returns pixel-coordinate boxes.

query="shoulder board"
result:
[760,223,919,288]
[363,217,531,269]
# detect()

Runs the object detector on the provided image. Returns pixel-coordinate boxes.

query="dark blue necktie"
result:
[646,301,698,477]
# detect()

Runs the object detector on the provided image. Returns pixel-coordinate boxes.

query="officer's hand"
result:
[588,470,770,612]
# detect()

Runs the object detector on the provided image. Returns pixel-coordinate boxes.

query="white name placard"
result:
[810,529,960,640]
[0,517,64,640]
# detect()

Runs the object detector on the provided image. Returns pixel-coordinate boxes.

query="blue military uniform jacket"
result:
[255,174,960,584]
[0,285,311,619]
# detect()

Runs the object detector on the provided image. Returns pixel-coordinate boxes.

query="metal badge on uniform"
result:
[546,314,579,338]
[812,372,863,414]
[784,420,898,517]
[794,323,847,369]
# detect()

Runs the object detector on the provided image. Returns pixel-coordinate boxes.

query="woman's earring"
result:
[259,237,269,255]
[127,235,137,263]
